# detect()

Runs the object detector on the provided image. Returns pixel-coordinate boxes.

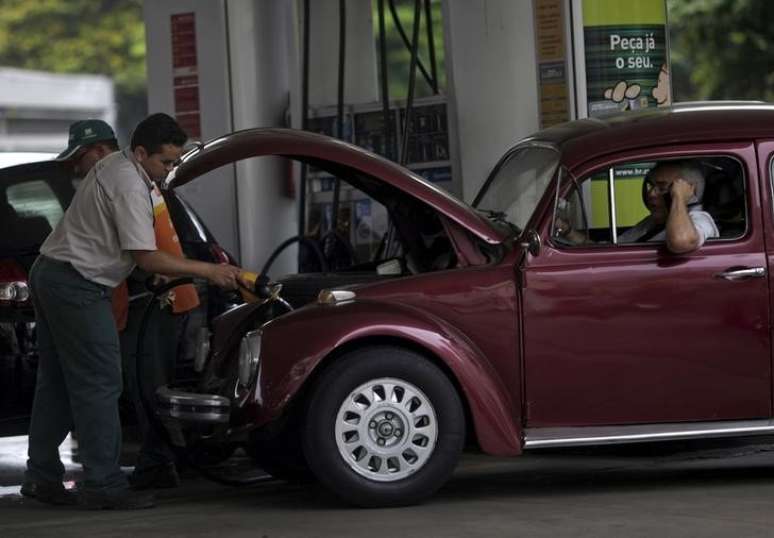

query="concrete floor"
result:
[3,435,774,537]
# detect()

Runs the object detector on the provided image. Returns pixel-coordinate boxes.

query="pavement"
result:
[3,435,774,537]
[0,433,82,495]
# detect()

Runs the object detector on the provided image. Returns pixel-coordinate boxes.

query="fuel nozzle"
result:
[239,271,281,303]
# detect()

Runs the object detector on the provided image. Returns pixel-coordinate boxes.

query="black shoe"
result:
[20,480,79,506]
[128,462,180,490]
[79,488,156,510]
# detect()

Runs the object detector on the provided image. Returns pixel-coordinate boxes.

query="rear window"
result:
[7,180,64,229]
[0,162,75,255]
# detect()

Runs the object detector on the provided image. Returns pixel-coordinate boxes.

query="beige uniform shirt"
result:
[41,149,157,287]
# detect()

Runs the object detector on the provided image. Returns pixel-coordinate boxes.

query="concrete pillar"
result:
[226,0,297,276]
[143,0,240,260]
[442,0,541,202]
[304,0,379,109]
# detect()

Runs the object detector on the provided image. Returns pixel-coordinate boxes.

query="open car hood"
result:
[167,128,507,245]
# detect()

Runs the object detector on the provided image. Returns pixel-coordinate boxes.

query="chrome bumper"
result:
[155,386,231,447]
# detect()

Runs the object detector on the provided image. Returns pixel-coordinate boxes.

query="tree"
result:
[668,0,774,102]
[0,0,147,140]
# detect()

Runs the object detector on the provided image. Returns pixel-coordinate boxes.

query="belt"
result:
[37,255,110,291]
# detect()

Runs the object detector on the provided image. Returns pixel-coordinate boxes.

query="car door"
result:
[521,142,770,427]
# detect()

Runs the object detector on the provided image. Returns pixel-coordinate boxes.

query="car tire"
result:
[303,346,465,507]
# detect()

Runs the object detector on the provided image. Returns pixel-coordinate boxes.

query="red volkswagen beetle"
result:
[157,102,774,507]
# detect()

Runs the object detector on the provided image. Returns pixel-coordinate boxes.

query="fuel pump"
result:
[300,0,455,271]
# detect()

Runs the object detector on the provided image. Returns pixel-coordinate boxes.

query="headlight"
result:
[237,329,262,387]
[0,282,30,302]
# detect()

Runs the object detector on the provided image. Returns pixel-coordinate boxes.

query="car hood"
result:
[167,128,507,245]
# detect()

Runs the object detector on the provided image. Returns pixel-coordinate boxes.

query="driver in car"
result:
[618,160,719,253]
[555,160,719,254]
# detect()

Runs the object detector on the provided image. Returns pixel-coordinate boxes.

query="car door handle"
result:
[714,267,767,281]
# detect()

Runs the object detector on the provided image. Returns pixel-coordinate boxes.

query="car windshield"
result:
[474,145,559,231]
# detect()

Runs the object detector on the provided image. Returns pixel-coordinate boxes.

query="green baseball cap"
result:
[57,119,117,160]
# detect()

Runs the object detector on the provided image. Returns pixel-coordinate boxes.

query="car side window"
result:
[6,179,64,229]
[553,156,746,247]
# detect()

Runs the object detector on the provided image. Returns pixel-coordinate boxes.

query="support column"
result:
[144,0,240,260]
[227,0,297,276]
[442,0,541,202]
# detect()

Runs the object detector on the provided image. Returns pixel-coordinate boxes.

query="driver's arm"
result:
[665,179,701,254]
[130,249,245,289]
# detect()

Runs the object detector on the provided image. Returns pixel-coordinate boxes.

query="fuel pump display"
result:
[305,96,454,265]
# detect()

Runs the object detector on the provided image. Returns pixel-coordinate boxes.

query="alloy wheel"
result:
[334,377,438,482]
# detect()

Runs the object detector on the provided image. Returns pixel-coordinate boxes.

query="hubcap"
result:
[334,377,438,482]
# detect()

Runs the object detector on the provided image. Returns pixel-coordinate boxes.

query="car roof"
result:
[168,128,508,244]
[522,102,774,169]
[0,152,56,170]
[0,158,71,185]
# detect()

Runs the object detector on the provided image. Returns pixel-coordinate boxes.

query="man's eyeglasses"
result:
[643,180,671,195]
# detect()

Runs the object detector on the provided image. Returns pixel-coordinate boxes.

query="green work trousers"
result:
[25,255,128,493]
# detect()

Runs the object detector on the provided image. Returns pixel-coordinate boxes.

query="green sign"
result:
[582,0,670,117]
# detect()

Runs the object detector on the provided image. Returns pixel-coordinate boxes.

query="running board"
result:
[523,419,774,449]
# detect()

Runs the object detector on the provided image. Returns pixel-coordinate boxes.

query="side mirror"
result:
[520,230,541,257]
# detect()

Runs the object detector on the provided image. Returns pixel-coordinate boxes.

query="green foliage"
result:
[0,0,147,139]
[668,0,774,101]
[0,0,146,92]
[373,0,446,99]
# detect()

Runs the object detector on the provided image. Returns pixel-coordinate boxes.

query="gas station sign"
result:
[575,0,670,117]
[534,0,571,128]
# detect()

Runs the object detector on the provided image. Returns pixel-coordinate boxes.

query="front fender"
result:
[248,299,522,456]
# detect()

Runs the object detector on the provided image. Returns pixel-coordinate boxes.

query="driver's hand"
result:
[670,178,695,203]
[554,216,571,237]
[207,263,243,290]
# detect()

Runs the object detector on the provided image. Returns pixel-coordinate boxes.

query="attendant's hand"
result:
[206,263,243,290]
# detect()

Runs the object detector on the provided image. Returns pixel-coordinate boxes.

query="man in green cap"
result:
[57,119,119,178]
[22,113,245,510]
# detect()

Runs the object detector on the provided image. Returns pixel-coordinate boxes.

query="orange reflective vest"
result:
[111,184,200,331]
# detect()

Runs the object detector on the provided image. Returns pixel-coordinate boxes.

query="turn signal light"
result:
[317,289,356,305]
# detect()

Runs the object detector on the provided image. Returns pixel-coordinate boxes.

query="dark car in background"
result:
[0,157,236,435]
